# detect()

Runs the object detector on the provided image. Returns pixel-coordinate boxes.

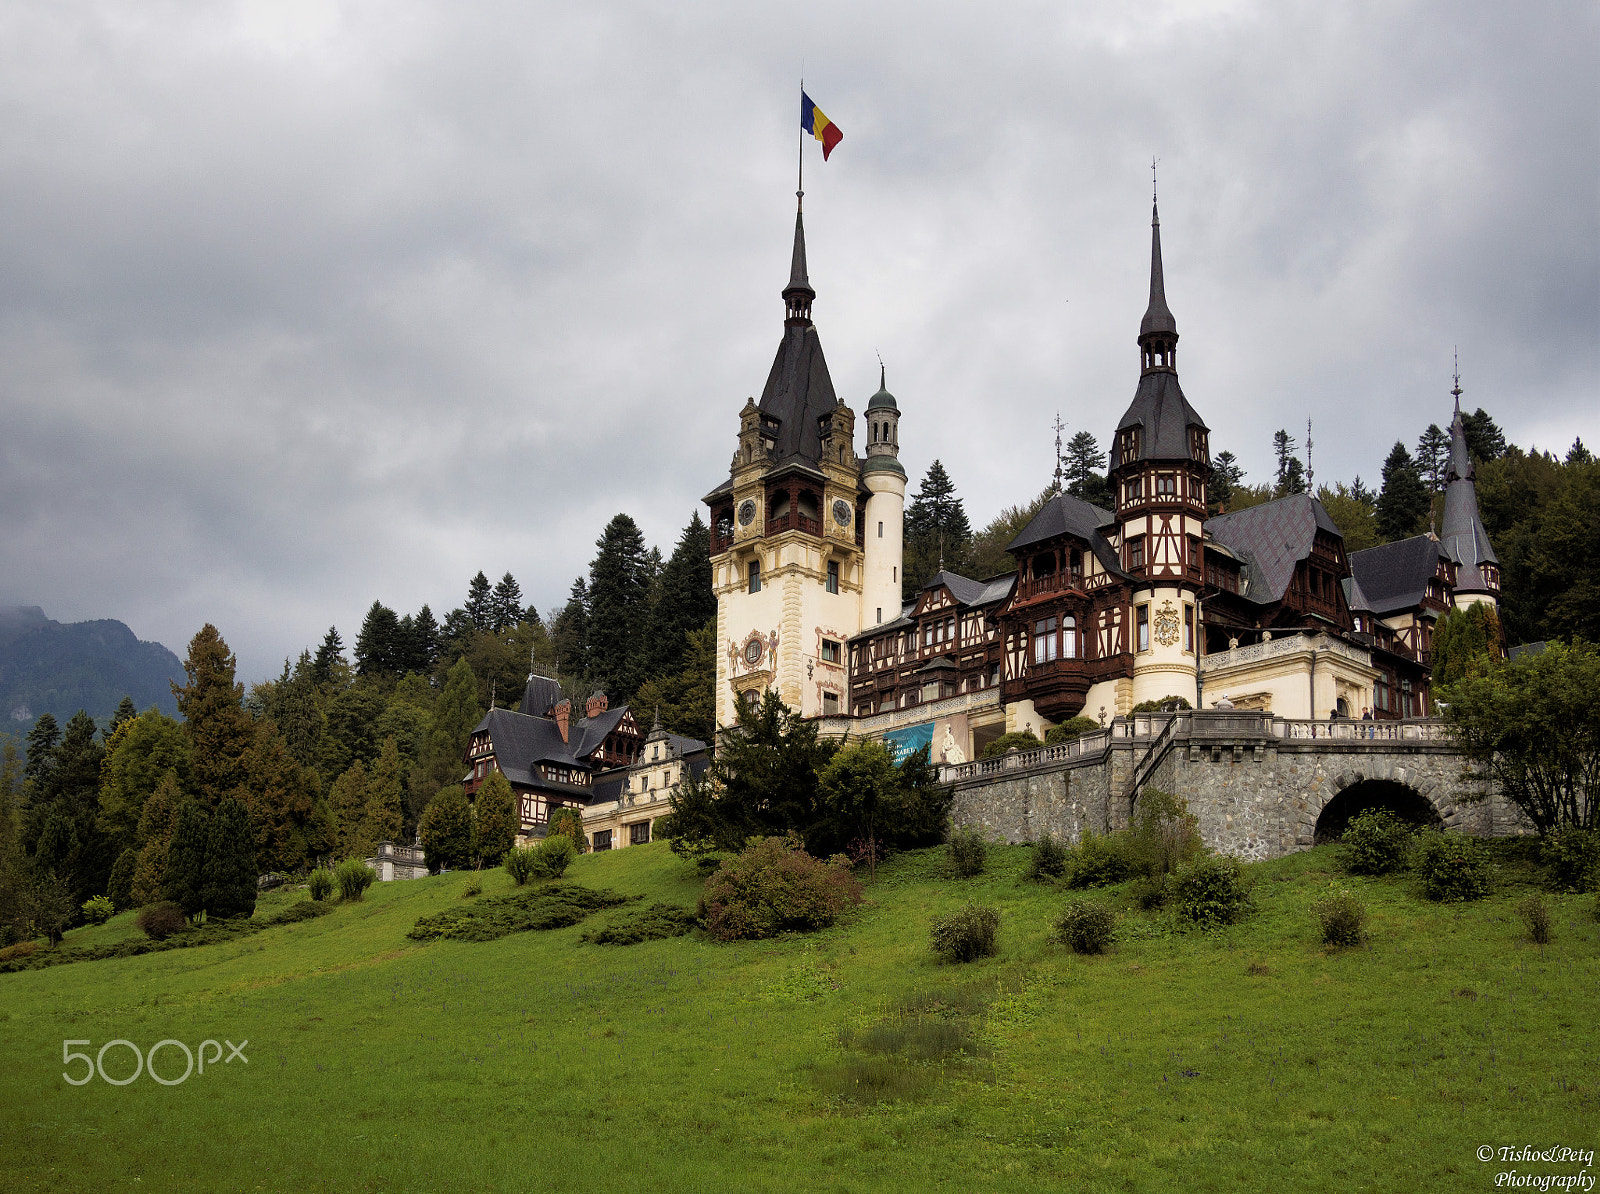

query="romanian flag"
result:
[801,92,843,160]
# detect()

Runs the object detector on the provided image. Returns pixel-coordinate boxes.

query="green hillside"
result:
[0,842,1594,1193]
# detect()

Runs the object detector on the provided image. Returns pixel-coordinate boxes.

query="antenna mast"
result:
[1053,413,1066,493]
[1305,418,1314,491]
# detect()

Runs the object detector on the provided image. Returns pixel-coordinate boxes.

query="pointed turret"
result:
[783,207,815,326]
[1439,370,1500,603]
[1138,202,1179,373]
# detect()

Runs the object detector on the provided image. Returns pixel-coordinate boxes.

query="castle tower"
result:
[861,367,906,629]
[1108,198,1210,707]
[1439,371,1501,609]
[703,202,878,727]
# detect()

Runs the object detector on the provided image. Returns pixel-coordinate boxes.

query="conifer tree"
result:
[240,719,319,872]
[645,512,716,682]
[173,625,254,809]
[359,737,406,856]
[903,460,973,598]
[464,571,494,632]
[587,514,652,700]
[355,601,402,676]
[24,714,60,793]
[633,620,719,745]
[549,578,590,679]
[418,784,472,872]
[164,798,209,921]
[1272,430,1300,493]
[266,652,323,770]
[201,793,257,920]
[1415,423,1450,492]
[1461,408,1506,463]
[107,697,138,740]
[490,573,524,633]
[107,847,137,910]
[409,658,482,818]
[1063,431,1111,507]
[1209,451,1246,514]
[472,770,517,867]
[1376,441,1430,541]
[328,760,369,858]
[312,627,345,687]
[130,770,181,906]
[411,604,441,674]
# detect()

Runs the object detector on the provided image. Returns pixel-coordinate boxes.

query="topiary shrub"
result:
[1310,887,1367,946]
[1516,894,1554,945]
[947,828,988,878]
[978,731,1042,759]
[80,895,116,926]
[1065,829,1135,889]
[1169,855,1251,926]
[1340,810,1417,876]
[1413,832,1493,902]
[1044,717,1101,746]
[135,902,188,941]
[1026,833,1067,882]
[929,902,999,962]
[335,858,377,902]
[307,868,334,902]
[1131,695,1192,713]
[698,835,862,942]
[1541,826,1600,893]
[1050,900,1116,954]
[534,834,577,879]
[504,846,539,886]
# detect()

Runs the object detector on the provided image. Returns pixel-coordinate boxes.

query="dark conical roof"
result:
[758,205,838,466]
[785,208,814,302]
[867,364,898,411]
[1116,369,1207,460]
[1140,202,1177,340]
[1440,386,1498,582]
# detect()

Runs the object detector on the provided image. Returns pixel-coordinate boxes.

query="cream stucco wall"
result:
[861,471,906,631]
[1129,585,1199,708]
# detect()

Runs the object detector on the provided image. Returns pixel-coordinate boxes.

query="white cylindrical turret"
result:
[861,369,905,628]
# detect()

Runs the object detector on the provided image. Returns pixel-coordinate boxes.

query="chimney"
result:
[553,699,570,743]
[586,691,608,719]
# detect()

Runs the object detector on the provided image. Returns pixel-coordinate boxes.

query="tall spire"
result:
[1138,192,1179,373]
[783,204,815,326]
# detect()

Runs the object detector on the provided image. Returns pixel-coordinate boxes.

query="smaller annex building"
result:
[461,672,708,852]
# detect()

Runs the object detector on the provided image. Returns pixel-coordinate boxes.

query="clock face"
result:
[832,499,852,527]
[744,639,763,666]
[737,500,756,526]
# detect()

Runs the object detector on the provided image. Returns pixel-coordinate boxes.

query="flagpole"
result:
[797,78,804,212]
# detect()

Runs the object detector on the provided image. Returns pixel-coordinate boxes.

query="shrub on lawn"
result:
[307,868,334,901]
[1540,826,1599,893]
[534,834,577,879]
[581,903,698,945]
[929,902,1000,962]
[504,846,538,886]
[335,858,376,902]
[1516,894,1554,944]
[1125,789,1203,877]
[1051,900,1116,954]
[1413,832,1493,902]
[1026,833,1067,882]
[947,828,988,878]
[1129,873,1168,910]
[1310,887,1367,946]
[135,902,188,941]
[698,835,862,942]
[461,877,483,898]
[1169,855,1251,926]
[80,894,116,926]
[547,808,589,853]
[1065,829,1135,889]
[1340,810,1417,876]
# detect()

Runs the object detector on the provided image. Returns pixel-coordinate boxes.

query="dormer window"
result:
[1119,428,1142,465]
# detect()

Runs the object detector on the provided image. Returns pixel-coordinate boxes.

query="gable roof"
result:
[1205,493,1342,605]
[571,705,629,758]
[1348,535,1443,615]
[1006,492,1121,576]
[471,707,584,789]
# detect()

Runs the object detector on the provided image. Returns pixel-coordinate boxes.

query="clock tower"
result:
[703,201,902,727]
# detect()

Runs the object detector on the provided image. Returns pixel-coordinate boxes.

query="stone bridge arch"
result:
[1311,778,1443,844]
[1293,757,1481,849]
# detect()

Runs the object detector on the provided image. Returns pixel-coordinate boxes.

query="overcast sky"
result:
[2,0,1595,684]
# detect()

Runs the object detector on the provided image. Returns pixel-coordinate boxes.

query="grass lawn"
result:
[0,841,1594,1193]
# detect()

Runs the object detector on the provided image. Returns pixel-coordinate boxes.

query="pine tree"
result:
[1415,424,1450,492]
[1376,441,1430,541]
[1280,457,1306,495]
[164,798,210,921]
[360,737,406,856]
[633,619,718,745]
[587,514,652,700]
[107,697,138,740]
[240,719,319,873]
[549,578,590,679]
[201,793,257,920]
[464,571,494,632]
[1350,475,1376,505]
[904,460,973,598]
[267,652,323,770]
[130,770,181,906]
[1063,432,1111,507]
[472,770,517,867]
[409,658,483,818]
[645,512,716,682]
[173,625,255,809]
[1209,451,1246,514]
[312,627,345,687]
[23,714,60,793]
[1272,430,1301,495]
[327,761,369,859]
[1461,408,1506,463]
[411,605,441,673]
[490,573,524,633]
[107,847,138,910]
[418,784,472,872]
[355,601,402,676]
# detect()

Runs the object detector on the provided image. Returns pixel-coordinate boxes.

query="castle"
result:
[703,191,1502,789]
